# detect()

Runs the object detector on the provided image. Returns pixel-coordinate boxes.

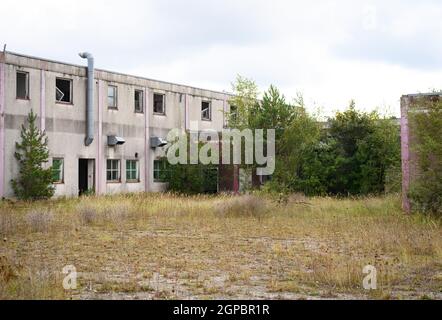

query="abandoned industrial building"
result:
[0,51,239,198]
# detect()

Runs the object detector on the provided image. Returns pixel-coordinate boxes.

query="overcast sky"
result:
[2,0,441,117]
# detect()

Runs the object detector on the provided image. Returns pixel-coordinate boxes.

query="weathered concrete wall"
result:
[401,96,411,212]
[1,51,234,198]
[0,53,5,198]
[400,93,441,212]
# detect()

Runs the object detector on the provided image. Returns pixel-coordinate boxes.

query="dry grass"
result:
[215,194,268,218]
[25,208,54,233]
[0,193,441,300]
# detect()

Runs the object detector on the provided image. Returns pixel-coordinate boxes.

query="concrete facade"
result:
[400,93,441,213]
[0,51,233,198]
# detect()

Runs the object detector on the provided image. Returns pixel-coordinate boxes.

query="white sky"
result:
[2,0,442,117]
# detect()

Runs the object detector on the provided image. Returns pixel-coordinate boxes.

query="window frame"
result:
[107,85,118,109]
[201,100,212,121]
[153,159,168,183]
[16,71,30,100]
[52,158,64,184]
[126,159,140,182]
[55,77,73,104]
[106,159,121,183]
[134,89,144,113]
[153,93,166,115]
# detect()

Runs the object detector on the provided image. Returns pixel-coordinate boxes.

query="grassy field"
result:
[0,193,441,300]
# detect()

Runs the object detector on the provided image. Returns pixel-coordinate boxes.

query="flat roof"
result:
[402,92,442,97]
[4,50,233,97]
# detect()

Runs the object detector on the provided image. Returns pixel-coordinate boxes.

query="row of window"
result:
[51,158,168,184]
[16,71,212,120]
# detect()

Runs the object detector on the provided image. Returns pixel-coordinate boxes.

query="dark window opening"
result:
[202,101,211,121]
[16,71,29,99]
[153,159,168,182]
[153,93,165,114]
[230,105,238,122]
[56,78,72,103]
[135,90,144,113]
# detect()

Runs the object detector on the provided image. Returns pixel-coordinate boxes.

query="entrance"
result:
[78,159,95,196]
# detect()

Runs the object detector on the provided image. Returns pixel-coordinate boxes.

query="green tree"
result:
[325,102,400,195]
[11,110,54,200]
[165,132,218,195]
[227,75,259,130]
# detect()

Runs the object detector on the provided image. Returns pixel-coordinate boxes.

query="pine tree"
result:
[11,110,55,200]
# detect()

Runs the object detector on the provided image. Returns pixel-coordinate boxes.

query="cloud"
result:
[1,0,441,117]
[333,1,442,70]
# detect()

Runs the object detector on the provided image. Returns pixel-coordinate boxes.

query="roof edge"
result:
[5,50,234,97]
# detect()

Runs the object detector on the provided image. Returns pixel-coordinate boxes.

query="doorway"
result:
[78,159,95,196]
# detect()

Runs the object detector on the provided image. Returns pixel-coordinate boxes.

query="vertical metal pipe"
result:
[144,87,150,192]
[79,52,94,146]
[96,79,103,195]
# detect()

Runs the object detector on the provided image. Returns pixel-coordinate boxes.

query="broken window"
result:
[108,85,118,108]
[201,101,211,121]
[56,78,72,103]
[134,90,144,113]
[16,71,29,99]
[153,93,165,114]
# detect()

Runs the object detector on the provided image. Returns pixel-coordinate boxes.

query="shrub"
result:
[215,195,268,218]
[77,202,100,225]
[408,97,442,216]
[104,203,131,223]
[25,209,54,233]
[77,201,131,225]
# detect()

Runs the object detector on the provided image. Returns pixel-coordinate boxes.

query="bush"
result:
[408,97,442,216]
[77,202,99,225]
[77,201,131,225]
[215,195,268,218]
[25,209,54,233]
[409,171,442,215]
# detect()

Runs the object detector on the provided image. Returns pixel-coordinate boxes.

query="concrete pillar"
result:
[96,79,104,195]
[40,70,46,131]
[185,93,189,132]
[144,87,150,192]
[0,54,5,198]
[400,96,411,213]
[223,98,227,128]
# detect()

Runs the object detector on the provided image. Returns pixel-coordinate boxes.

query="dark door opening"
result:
[79,159,95,196]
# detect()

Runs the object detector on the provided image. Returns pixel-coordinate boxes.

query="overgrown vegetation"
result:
[10,110,54,200]
[408,97,442,216]
[228,76,401,197]
[164,133,219,194]
[0,193,440,299]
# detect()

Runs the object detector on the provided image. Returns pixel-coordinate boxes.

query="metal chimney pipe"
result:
[79,52,94,146]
